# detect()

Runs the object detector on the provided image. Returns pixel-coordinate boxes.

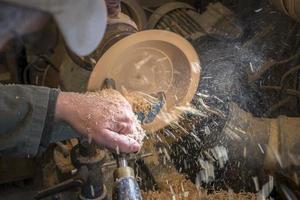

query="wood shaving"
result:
[127,115,146,145]
[124,91,159,114]
[142,169,257,200]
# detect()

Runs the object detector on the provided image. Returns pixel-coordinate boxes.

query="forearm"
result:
[0,84,78,156]
[0,84,53,156]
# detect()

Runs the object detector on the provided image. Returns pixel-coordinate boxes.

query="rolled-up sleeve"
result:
[0,84,78,157]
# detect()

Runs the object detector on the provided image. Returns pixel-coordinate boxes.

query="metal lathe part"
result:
[114,153,134,179]
[112,176,141,200]
[113,165,141,200]
[113,153,141,200]
[117,156,128,168]
[223,103,300,186]
[114,167,135,180]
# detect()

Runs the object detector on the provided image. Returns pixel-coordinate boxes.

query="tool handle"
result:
[112,177,142,200]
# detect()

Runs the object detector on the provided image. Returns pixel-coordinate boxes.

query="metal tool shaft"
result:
[113,153,142,200]
[117,153,128,167]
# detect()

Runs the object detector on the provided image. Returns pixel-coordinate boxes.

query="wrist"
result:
[39,89,61,151]
[55,92,69,122]
[55,92,88,137]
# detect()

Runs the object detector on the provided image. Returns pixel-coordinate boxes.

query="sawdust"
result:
[128,115,146,145]
[92,88,128,106]
[124,91,159,114]
[142,169,257,200]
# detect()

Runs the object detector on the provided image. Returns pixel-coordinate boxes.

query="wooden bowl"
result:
[88,30,201,132]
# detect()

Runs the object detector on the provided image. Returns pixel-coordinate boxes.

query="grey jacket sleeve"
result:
[0,84,79,157]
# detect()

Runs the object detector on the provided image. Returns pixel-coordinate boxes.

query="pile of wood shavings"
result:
[128,114,146,145]
[124,91,159,114]
[142,170,256,200]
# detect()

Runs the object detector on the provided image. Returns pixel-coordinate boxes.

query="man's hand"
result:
[54,89,141,153]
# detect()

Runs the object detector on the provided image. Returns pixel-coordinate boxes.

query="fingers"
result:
[111,122,133,135]
[111,109,135,135]
[114,109,135,123]
[94,129,140,153]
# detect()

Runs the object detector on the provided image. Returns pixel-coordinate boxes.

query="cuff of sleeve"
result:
[39,89,60,152]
